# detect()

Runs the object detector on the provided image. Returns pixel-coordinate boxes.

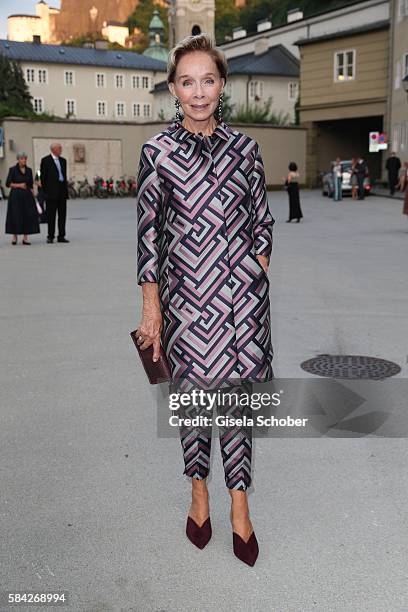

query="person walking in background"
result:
[385,151,401,196]
[350,157,359,200]
[5,152,40,245]
[355,156,369,200]
[284,162,303,222]
[332,157,343,201]
[399,161,408,218]
[40,143,69,243]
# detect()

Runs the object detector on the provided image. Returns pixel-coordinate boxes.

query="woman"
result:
[5,152,40,244]
[332,157,343,201]
[400,161,408,218]
[284,161,303,222]
[134,34,275,567]
[350,157,358,200]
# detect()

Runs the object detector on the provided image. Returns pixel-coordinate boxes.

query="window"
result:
[249,80,264,100]
[334,50,355,81]
[132,102,141,117]
[132,75,140,89]
[395,61,401,89]
[26,68,35,83]
[392,123,401,152]
[96,72,106,87]
[398,0,408,18]
[65,99,76,116]
[143,103,151,117]
[115,74,125,88]
[142,75,150,89]
[288,81,299,101]
[97,100,107,117]
[401,121,407,152]
[33,97,44,113]
[115,102,126,117]
[64,70,75,86]
[38,68,48,84]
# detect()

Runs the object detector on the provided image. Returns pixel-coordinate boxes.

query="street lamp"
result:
[403,74,408,100]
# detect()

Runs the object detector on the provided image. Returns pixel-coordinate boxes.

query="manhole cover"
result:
[300,354,401,379]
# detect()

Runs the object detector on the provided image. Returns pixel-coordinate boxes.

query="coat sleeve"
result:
[136,143,162,285]
[250,142,275,261]
[40,157,48,189]
[5,166,14,188]
[27,167,34,189]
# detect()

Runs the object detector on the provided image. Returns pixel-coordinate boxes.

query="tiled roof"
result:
[0,39,167,71]
[227,45,299,77]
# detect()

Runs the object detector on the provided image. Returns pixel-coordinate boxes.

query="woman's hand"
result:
[136,282,163,362]
[256,255,269,273]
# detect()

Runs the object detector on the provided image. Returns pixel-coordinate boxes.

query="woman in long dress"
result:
[134,34,275,567]
[400,162,408,217]
[285,161,303,222]
[5,152,40,245]
[350,157,359,200]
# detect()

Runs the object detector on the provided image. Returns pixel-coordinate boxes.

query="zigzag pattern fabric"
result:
[136,119,275,386]
[177,381,253,490]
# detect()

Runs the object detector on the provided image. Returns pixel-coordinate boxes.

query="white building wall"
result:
[154,75,298,124]
[20,61,167,122]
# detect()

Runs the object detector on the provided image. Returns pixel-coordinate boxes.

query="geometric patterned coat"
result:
[136,119,275,386]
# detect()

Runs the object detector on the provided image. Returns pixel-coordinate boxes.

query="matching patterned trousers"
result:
[170,380,253,491]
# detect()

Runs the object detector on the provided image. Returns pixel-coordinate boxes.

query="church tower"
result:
[168,0,215,48]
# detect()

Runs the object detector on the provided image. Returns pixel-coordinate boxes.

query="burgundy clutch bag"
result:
[129,329,171,384]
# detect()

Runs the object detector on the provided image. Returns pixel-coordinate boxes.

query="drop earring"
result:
[175,97,181,123]
[217,92,224,122]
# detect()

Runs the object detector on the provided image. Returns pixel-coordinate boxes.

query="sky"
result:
[0,0,61,39]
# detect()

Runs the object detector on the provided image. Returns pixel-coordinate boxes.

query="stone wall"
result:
[0,118,307,187]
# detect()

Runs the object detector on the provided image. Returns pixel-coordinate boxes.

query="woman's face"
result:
[169,51,225,123]
[18,156,27,167]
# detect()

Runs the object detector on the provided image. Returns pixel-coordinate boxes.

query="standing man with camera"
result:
[40,143,69,243]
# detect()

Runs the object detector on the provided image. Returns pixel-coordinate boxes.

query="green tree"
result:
[0,55,33,118]
[127,0,169,53]
[215,0,241,45]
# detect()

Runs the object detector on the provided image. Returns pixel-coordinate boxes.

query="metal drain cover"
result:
[300,354,401,379]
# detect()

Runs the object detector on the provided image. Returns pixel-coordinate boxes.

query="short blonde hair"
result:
[167,33,228,85]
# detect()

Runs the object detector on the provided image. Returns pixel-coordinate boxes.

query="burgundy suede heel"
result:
[186,515,212,549]
[233,530,259,566]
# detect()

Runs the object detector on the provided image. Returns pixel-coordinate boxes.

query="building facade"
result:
[0,39,167,122]
[388,0,408,158]
[219,0,389,59]
[168,0,215,49]
[295,20,390,186]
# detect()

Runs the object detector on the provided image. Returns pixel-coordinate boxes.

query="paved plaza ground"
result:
[1,190,407,611]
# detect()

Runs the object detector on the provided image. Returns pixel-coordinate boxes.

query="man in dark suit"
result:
[385,151,401,196]
[40,143,69,243]
[355,156,369,200]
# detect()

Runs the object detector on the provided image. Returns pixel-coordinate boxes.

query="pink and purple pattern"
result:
[136,119,275,385]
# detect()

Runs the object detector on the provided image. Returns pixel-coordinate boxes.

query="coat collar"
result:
[166,119,231,143]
